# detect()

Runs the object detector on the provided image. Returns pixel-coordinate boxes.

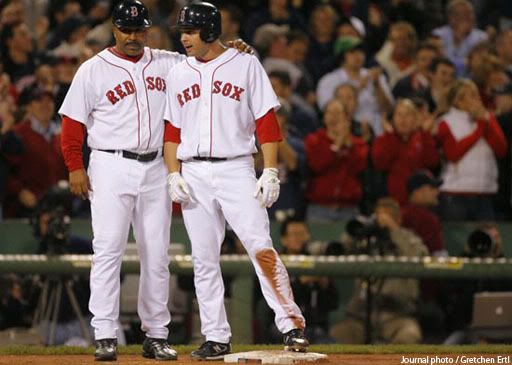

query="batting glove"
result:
[167,172,191,204]
[254,167,280,208]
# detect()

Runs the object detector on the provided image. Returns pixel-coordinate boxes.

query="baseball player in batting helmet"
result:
[164,1,309,361]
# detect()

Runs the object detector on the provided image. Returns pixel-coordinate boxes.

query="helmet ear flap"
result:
[200,22,216,42]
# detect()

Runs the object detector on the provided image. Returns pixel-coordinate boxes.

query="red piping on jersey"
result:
[97,53,142,148]
[142,49,154,150]
[108,47,144,63]
[208,52,239,157]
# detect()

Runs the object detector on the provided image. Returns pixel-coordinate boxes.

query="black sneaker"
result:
[94,338,117,361]
[283,328,309,352]
[142,337,178,361]
[190,341,231,361]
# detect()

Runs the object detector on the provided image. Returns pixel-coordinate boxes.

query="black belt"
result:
[192,156,227,162]
[98,149,159,162]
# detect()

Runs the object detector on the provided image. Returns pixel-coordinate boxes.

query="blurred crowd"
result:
[1,0,512,224]
[1,0,512,346]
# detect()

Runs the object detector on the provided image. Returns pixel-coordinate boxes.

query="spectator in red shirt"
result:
[437,79,508,220]
[402,170,446,256]
[372,99,440,205]
[305,99,368,222]
[4,84,66,217]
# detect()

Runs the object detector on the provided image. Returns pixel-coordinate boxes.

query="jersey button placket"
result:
[198,77,210,156]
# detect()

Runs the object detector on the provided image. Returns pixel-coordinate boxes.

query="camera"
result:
[32,183,73,255]
[346,215,381,240]
[345,215,394,255]
[467,229,495,258]
[42,206,71,254]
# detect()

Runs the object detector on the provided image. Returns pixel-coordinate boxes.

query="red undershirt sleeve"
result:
[61,115,85,172]
[164,121,181,143]
[255,108,282,144]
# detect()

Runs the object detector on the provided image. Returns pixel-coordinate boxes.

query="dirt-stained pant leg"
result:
[214,156,305,334]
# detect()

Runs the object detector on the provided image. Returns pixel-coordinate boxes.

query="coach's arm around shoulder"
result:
[163,121,191,204]
[61,115,90,199]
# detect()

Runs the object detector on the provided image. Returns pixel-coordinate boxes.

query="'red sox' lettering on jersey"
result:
[146,76,166,92]
[177,83,201,106]
[212,81,245,100]
[106,80,135,104]
[106,77,167,105]
[176,81,244,107]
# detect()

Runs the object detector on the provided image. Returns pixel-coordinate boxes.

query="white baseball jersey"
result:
[59,47,186,152]
[164,48,280,159]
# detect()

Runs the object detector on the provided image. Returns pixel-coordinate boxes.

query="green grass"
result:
[1,344,512,356]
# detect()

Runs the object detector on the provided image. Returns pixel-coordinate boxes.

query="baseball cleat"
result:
[94,338,117,361]
[190,340,231,361]
[142,337,178,361]
[283,328,309,352]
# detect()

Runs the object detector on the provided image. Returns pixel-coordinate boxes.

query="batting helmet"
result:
[176,2,221,43]
[112,0,152,29]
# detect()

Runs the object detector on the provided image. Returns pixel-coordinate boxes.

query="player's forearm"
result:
[164,142,181,173]
[260,142,279,169]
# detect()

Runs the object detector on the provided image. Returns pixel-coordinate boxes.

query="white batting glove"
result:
[167,172,191,204]
[253,168,280,208]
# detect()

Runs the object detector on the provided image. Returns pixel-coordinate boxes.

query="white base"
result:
[224,350,328,364]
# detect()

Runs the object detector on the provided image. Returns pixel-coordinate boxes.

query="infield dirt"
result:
[0,354,507,365]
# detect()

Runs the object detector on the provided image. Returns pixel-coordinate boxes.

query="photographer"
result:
[32,183,94,346]
[330,197,428,344]
[442,223,512,344]
[0,274,31,330]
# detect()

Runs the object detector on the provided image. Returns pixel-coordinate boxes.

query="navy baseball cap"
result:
[19,84,54,106]
[407,170,442,194]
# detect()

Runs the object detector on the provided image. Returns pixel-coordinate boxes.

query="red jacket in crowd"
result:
[5,119,67,217]
[372,131,440,205]
[305,129,368,206]
[402,204,444,254]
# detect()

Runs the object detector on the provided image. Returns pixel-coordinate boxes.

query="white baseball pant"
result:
[181,156,305,344]
[87,150,172,340]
